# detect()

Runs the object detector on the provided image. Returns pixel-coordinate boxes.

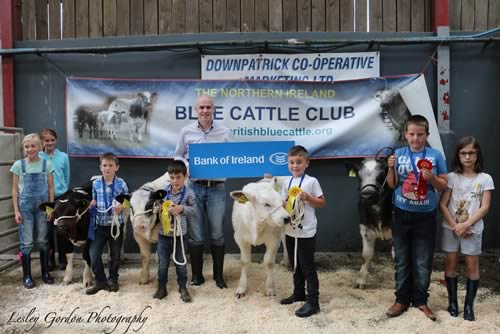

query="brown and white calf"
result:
[230,181,290,298]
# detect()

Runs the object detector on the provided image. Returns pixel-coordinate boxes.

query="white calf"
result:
[230,182,290,298]
[129,172,169,284]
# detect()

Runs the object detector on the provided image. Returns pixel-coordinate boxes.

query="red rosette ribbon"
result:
[416,159,433,200]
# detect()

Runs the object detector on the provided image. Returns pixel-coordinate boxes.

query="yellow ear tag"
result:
[161,200,172,234]
[238,195,248,204]
[122,199,130,209]
[286,186,302,214]
[45,207,54,216]
[348,169,357,177]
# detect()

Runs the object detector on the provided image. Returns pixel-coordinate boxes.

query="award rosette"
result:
[286,186,302,214]
[161,200,173,234]
[416,159,433,200]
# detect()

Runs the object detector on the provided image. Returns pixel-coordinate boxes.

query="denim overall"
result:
[18,159,49,255]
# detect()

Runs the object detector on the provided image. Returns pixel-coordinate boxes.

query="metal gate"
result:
[0,127,24,271]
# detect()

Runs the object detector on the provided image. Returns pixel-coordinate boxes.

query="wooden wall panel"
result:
[241,0,255,32]
[369,0,382,32]
[49,0,61,39]
[116,0,130,36]
[311,0,326,31]
[89,0,103,37]
[474,0,488,31]
[298,0,312,32]
[22,0,36,40]
[461,0,474,30]
[397,0,411,32]
[411,0,425,32]
[255,0,269,32]
[489,0,500,29]
[214,0,227,32]
[183,0,194,33]
[144,0,159,35]
[21,1,490,40]
[199,0,213,32]
[130,0,144,35]
[103,0,117,37]
[383,0,396,32]
[355,0,367,32]
[269,0,283,32]
[158,0,172,33]
[340,0,354,32]
[326,0,340,32]
[75,0,89,38]
[283,0,297,31]
[449,0,462,30]
[35,0,48,40]
[424,0,432,32]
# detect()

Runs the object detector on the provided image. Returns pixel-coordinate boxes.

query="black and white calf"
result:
[348,149,394,289]
[40,183,93,286]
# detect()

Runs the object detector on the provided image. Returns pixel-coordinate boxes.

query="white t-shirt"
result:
[281,174,323,238]
[442,172,494,234]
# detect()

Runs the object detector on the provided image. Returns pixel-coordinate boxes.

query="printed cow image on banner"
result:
[66,74,442,159]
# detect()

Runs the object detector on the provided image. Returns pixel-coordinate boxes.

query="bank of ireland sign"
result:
[189,141,294,179]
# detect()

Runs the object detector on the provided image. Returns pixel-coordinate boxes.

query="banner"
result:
[66,74,442,159]
[189,141,293,178]
[201,52,380,82]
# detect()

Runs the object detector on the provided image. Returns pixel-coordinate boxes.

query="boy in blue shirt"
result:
[86,153,129,295]
[386,115,448,320]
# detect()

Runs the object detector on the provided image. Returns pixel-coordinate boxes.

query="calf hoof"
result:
[236,292,246,299]
[63,277,72,285]
[355,279,366,289]
[265,288,276,297]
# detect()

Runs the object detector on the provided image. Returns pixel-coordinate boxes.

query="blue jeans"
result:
[89,225,123,284]
[188,181,226,246]
[392,207,436,306]
[157,234,188,287]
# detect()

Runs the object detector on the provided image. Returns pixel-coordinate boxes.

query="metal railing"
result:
[0,127,24,271]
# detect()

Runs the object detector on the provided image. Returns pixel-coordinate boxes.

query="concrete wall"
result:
[12,32,500,253]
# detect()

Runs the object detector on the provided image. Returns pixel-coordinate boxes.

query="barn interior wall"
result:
[13,32,500,253]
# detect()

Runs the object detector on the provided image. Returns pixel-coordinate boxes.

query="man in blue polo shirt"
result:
[175,94,230,289]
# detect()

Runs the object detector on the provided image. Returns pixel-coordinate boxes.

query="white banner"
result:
[66,75,441,159]
[201,52,380,82]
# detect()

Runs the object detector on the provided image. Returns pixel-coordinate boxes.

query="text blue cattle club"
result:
[175,105,355,121]
[193,155,265,166]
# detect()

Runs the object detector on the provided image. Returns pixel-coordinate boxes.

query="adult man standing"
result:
[175,94,230,289]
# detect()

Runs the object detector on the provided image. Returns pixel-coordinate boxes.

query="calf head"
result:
[348,149,392,206]
[40,191,91,242]
[129,187,166,241]
[230,182,289,227]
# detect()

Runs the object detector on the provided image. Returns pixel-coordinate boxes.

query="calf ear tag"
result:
[348,169,357,177]
[45,207,54,216]
[238,195,248,204]
[122,199,130,209]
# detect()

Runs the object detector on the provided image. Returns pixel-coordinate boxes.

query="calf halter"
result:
[94,199,124,240]
[53,200,91,226]
[130,186,162,222]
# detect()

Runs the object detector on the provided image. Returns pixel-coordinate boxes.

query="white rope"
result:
[95,200,122,240]
[171,214,187,266]
[53,205,90,226]
[289,196,305,271]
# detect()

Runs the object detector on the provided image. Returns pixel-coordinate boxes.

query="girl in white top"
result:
[439,136,494,321]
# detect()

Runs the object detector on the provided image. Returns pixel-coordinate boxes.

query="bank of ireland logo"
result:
[269,152,288,165]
